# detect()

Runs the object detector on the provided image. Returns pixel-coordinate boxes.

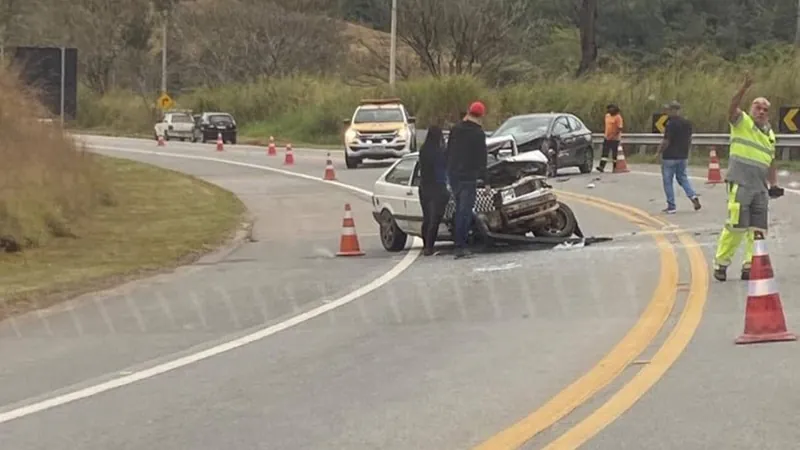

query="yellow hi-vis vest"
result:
[729,112,776,168]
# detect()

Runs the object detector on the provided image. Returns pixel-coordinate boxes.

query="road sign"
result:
[651,113,669,134]
[779,106,799,133]
[157,92,174,110]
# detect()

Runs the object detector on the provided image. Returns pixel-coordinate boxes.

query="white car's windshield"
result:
[494,116,551,137]
[353,108,404,124]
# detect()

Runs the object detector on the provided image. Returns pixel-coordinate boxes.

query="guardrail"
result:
[433,129,800,159]
[589,133,800,148]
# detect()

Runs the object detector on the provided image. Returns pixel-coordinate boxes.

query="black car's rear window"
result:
[209,114,233,124]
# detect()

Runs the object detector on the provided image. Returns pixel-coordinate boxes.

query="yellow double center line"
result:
[475,190,709,450]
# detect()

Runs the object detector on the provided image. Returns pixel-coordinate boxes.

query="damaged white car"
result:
[371,135,602,252]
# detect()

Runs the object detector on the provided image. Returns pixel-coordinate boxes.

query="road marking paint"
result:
[542,222,709,449]
[628,168,800,196]
[473,192,679,450]
[0,145,422,425]
[473,262,522,273]
[86,145,373,196]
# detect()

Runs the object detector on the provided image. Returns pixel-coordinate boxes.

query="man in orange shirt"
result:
[596,104,623,172]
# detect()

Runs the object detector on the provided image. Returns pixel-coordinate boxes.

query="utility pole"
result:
[795,0,800,46]
[389,0,397,90]
[161,10,168,94]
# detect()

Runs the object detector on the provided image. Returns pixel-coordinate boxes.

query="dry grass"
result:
[0,68,247,316]
[0,68,110,251]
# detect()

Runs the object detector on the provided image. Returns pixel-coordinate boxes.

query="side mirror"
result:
[408,116,416,124]
[342,119,351,125]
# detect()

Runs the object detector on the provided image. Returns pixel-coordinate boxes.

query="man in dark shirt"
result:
[446,101,488,259]
[656,101,701,214]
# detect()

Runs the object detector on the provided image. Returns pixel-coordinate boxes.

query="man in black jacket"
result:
[446,101,488,259]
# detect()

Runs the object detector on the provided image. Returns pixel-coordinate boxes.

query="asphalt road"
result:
[0,136,797,449]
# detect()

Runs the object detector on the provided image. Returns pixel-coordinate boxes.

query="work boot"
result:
[713,264,728,282]
[741,266,750,281]
[691,196,701,211]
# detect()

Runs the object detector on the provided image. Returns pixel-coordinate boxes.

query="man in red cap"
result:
[445,101,488,259]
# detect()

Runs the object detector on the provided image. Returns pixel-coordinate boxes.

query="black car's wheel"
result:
[229,134,237,145]
[379,210,408,252]
[533,201,577,238]
[579,147,593,174]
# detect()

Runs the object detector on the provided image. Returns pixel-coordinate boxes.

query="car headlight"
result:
[396,128,409,142]
[345,128,359,144]
[500,188,515,203]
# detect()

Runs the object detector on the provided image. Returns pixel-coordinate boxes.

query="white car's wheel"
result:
[379,210,407,252]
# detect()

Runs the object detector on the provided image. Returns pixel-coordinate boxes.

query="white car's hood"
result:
[502,149,549,164]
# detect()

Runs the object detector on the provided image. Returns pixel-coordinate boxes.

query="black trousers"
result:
[419,183,449,251]
[598,139,620,170]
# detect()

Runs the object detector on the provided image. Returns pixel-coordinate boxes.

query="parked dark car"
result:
[194,112,238,144]
[489,113,594,177]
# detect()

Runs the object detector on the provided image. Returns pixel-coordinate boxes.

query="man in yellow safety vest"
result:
[713,73,784,282]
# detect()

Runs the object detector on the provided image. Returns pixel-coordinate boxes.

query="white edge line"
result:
[0,144,421,425]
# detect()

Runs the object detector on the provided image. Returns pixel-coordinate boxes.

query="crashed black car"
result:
[489,113,595,177]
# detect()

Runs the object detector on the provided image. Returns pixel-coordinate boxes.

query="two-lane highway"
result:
[2,135,791,448]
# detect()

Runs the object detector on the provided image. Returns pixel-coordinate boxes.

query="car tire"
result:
[533,201,577,238]
[579,147,593,174]
[230,135,237,145]
[379,210,408,252]
[345,154,360,169]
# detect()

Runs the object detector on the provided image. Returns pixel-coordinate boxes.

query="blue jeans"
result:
[661,159,697,209]
[449,179,477,249]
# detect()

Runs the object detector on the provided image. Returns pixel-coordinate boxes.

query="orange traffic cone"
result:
[735,233,797,345]
[284,143,294,165]
[336,203,365,257]
[613,145,630,173]
[706,147,723,184]
[157,134,165,147]
[323,153,336,180]
[267,136,277,156]
[216,133,224,152]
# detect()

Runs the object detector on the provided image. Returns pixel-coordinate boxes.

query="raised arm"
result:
[729,73,753,124]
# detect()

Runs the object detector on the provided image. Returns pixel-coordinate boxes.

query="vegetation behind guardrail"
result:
[75,55,800,152]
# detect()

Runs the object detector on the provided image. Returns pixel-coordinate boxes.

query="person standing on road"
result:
[713,73,783,282]
[655,101,702,214]
[418,124,448,256]
[446,101,488,260]
[596,104,623,172]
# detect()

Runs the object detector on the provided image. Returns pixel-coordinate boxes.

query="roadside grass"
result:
[75,49,800,147]
[0,155,247,317]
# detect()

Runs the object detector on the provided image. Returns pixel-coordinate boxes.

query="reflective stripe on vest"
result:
[729,115,775,167]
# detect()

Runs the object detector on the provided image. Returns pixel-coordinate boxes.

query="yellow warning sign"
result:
[157,93,174,110]
[651,113,669,134]
[780,107,799,133]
